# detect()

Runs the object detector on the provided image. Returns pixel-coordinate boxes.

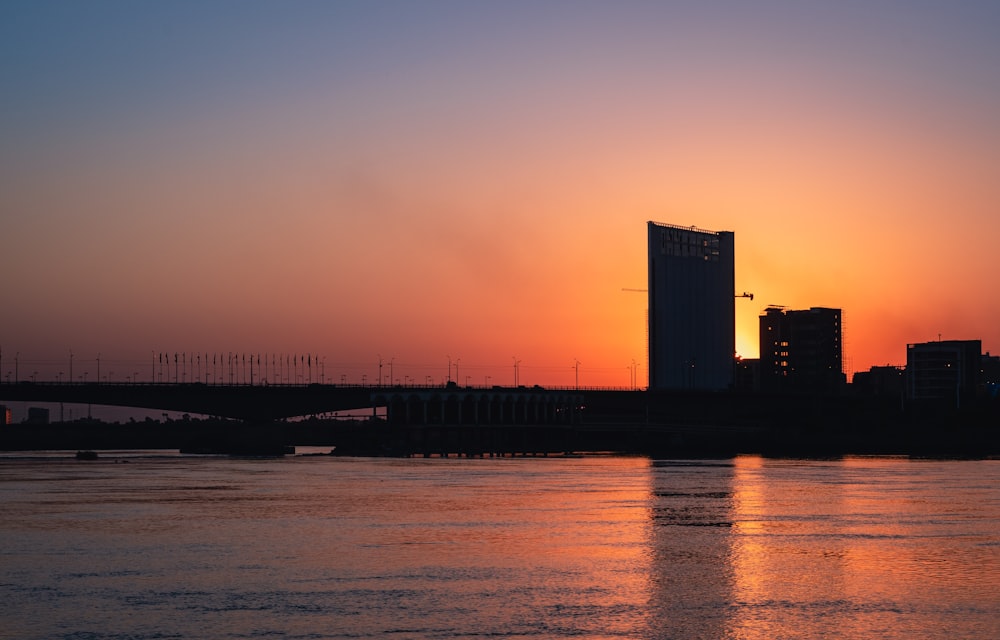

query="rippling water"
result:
[1,453,997,639]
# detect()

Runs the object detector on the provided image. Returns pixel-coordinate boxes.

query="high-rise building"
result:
[647,221,735,390]
[759,306,844,392]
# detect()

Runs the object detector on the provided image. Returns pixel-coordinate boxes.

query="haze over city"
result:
[3,1,999,387]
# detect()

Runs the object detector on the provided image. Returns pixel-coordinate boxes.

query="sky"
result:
[2,0,999,388]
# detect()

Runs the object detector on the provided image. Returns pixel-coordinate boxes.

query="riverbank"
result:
[1,413,997,458]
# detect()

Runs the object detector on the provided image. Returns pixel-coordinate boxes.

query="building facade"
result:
[647,221,735,390]
[906,340,981,403]
[852,366,905,398]
[733,357,761,392]
[982,352,1000,398]
[759,306,844,393]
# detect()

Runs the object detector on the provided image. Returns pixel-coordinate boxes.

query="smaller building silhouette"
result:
[733,357,760,392]
[852,366,905,397]
[983,353,1000,398]
[0,405,10,426]
[759,306,844,393]
[906,340,981,404]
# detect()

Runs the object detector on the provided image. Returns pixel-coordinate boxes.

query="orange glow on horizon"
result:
[2,3,998,382]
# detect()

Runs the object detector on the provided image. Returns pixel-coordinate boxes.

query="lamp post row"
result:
[1,351,330,386]
[0,348,641,389]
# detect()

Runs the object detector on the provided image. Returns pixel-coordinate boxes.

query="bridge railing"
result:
[0,380,645,392]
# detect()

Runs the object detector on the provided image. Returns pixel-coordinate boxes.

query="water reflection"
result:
[647,460,736,639]
[295,456,658,638]
[725,456,1000,640]
[642,456,1000,639]
[1,455,996,639]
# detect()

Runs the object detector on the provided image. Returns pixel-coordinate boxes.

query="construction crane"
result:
[737,292,754,300]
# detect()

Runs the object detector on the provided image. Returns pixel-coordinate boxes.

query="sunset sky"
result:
[2,1,999,387]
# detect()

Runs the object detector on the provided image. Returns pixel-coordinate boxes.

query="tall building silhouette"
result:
[647,221,735,390]
[759,306,844,392]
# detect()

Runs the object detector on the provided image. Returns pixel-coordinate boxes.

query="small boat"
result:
[75,450,99,460]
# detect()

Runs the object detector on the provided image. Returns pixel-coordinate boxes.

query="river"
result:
[1,452,997,639]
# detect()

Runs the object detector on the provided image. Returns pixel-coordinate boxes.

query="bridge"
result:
[0,381,585,425]
[2,381,997,457]
[0,380,764,456]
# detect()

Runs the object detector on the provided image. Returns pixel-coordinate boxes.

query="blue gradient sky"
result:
[3,1,999,386]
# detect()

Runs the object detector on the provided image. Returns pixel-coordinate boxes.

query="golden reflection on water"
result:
[646,460,736,639]
[317,456,658,637]
[726,456,1000,640]
[1,454,996,639]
